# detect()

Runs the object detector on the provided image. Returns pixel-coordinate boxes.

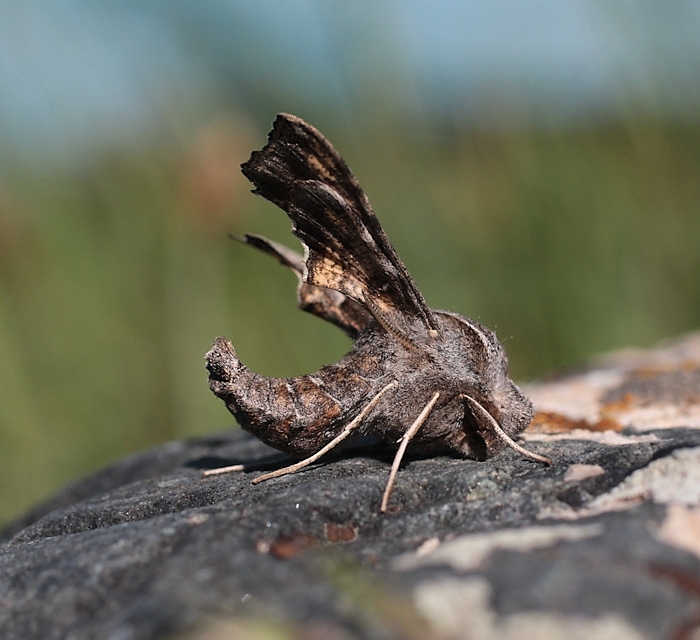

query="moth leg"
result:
[462,394,553,466]
[380,391,441,513]
[250,380,398,484]
[202,464,245,477]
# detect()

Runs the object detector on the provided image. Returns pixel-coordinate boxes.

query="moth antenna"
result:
[462,394,552,466]
[250,380,398,484]
[380,391,441,513]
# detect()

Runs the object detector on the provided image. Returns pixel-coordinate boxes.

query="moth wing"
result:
[241,113,439,344]
[235,233,372,337]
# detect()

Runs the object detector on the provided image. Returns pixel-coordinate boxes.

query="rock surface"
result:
[2,333,700,640]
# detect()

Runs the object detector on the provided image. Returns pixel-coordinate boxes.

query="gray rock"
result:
[2,334,700,640]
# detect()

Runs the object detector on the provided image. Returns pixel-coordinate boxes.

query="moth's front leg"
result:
[380,392,442,513]
[461,394,552,466]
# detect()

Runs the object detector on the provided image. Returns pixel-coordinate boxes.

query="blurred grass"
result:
[1,114,699,525]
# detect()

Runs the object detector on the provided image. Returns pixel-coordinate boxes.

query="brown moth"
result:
[205,113,550,512]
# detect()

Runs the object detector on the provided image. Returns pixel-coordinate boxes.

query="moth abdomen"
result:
[206,337,376,457]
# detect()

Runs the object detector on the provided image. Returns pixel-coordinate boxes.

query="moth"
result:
[205,113,550,512]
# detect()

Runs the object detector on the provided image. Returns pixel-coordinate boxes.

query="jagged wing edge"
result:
[241,113,439,344]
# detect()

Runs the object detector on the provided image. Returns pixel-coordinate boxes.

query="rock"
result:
[2,334,700,640]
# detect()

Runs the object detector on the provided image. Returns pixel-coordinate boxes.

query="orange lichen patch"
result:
[600,392,638,416]
[630,367,666,379]
[633,360,699,376]
[264,534,320,560]
[324,523,358,543]
[528,411,622,434]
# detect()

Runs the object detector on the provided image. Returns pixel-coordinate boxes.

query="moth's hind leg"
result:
[202,463,245,477]
[380,391,441,513]
[249,380,398,484]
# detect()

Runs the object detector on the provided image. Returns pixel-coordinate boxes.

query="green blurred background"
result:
[1,2,700,526]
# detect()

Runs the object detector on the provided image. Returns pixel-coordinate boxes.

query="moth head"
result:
[438,312,535,459]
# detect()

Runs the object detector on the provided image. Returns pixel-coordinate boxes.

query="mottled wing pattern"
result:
[241,113,439,344]
[235,233,372,337]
